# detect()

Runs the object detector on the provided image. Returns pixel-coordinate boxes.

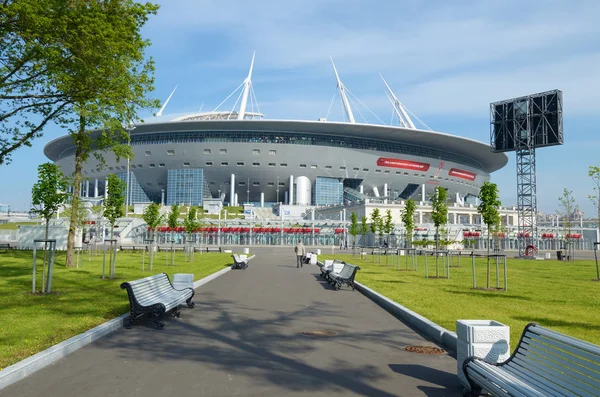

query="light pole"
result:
[276,176,280,203]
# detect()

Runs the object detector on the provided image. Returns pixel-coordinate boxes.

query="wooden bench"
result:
[328,262,360,290]
[120,273,195,329]
[232,254,255,270]
[205,246,222,253]
[320,260,343,281]
[119,245,146,251]
[463,322,600,396]
[0,242,13,250]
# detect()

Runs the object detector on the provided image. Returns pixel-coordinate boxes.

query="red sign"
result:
[448,168,477,181]
[377,157,430,171]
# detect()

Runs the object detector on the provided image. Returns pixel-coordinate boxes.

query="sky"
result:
[1,0,600,215]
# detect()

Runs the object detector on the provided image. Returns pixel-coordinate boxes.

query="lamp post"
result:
[124,124,136,218]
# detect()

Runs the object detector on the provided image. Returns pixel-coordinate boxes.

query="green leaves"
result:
[31,162,69,221]
[184,207,199,235]
[431,186,449,229]
[142,202,163,231]
[477,182,501,228]
[103,174,126,226]
[167,204,180,230]
[401,198,416,245]
[349,212,359,237]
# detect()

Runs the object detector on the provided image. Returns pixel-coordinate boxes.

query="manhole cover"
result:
[404,345,445,354]
[301,330,337,336]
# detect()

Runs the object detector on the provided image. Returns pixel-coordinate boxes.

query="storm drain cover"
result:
[301,330,337,336]
[404,345,445,354]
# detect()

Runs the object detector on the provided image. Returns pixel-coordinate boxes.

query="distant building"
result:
[0,204,9,213]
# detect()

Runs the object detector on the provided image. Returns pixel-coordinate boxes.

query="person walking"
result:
[294,239,306,268]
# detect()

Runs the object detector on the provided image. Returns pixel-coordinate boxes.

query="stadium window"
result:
[429,175,434,178]
[278,182,285,186]
[108,167,114,170]
[159,163,165,167]
[413,173,418,176]
[205,161,213,166]
[375,169,381,173]
[421,174,426,178]
[404,172,409,175]
[183,162,190,167]
[166,149,175,155]
[325,165,332,169]
[203,149,211,154]
[396,171,402,175]
[280,163,287,167]
[299,164,307,168]
[220,149,227,154]
[238,182,245,186]
[268,163,276,167]
[158,182,165,186]
[237,162,244,166]
[131,165,137,169]
[353,167,359,171]
[221,162,228,166]
[311,165,317,169]
[252,162,260,167]
[363,168,369,172]
[146,182,153,186]
[137,164,142,168]
[384,170,390,174]
[253,182,260,186]
[267,182,274,187]
[144,151,152,156]
[210,181,216,185]
[340,166,346,170]
[269,150,276,155]
[252,149,260,155]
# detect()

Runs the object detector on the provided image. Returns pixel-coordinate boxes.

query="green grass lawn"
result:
[0,249,236,370]
[0,222,40,230]
[321,252,600,349]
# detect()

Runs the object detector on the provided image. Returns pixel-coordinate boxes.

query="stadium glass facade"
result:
[167,168,205,206]
[116,172,152,204]
[313,177,343,206]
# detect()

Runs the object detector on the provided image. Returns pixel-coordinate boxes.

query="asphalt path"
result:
[2,247,462,397]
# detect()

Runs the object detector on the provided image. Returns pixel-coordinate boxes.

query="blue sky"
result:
[1,0,600,215]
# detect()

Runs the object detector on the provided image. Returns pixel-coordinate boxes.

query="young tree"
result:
[103,174,126,279]
[589,166,600,230]
[558,188,578,261]
[430,186,449,277]
[167,204,180,242]
[370,208,381,245]
[184,207,199,241]
[31,163,69,293]
[401,198,416,248]
[478,182,502,288]
[142,202,163,243]
[349,212,359,253]
[359,216,369,248]
[383,209,394,246]
[60,1,161,268]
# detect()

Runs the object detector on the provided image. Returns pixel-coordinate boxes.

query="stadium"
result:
[44,57,508,212]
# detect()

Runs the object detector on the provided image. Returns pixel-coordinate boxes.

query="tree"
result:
[401,198,416,248]
[478,182,502,288]
[103,174,125,279]
[359,216,369,248]
[558,188,578,261]
[349,212,359,253]
[58,1,160,268]
[184,207,199,241]
[370,208,381,245]
[31,163,69,293]
[430,186,449,277]
[142,202,163,243]
[383,209,394,246]
[0,0,75,164]
[589,166,600,230]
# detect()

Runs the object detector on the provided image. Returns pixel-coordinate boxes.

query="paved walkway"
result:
[2,248,462,397]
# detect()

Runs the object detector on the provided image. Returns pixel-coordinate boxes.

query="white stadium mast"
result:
[237,52,255,120]
[379,73,416,129]
[156,85,178,117]
[330,57,356,124]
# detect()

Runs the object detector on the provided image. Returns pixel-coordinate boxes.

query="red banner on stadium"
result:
[376,157,430,171]
[448,168,477,181]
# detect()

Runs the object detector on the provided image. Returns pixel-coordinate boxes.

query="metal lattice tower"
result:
[516,147,537,257]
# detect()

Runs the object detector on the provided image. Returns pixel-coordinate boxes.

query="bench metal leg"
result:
[186,296,195,308]
[124,315,135,329]
[150,307,166,329]
[171,307,181,318]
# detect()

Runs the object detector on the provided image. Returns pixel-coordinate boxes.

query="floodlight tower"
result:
[490,90,563,258]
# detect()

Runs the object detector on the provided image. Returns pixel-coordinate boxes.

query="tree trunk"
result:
[110,224,115,278]
[487,224,491,289]
[435,226,439,277]
[66,118,85,268]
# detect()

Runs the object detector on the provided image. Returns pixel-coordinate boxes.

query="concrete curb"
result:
[317,261,457,353]
[353,281,458,353]
[0,266,233,391]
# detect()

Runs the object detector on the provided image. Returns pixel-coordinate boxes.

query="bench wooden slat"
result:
[463,323,600,396]
[519,339,600,387]
[120,273,195,329]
